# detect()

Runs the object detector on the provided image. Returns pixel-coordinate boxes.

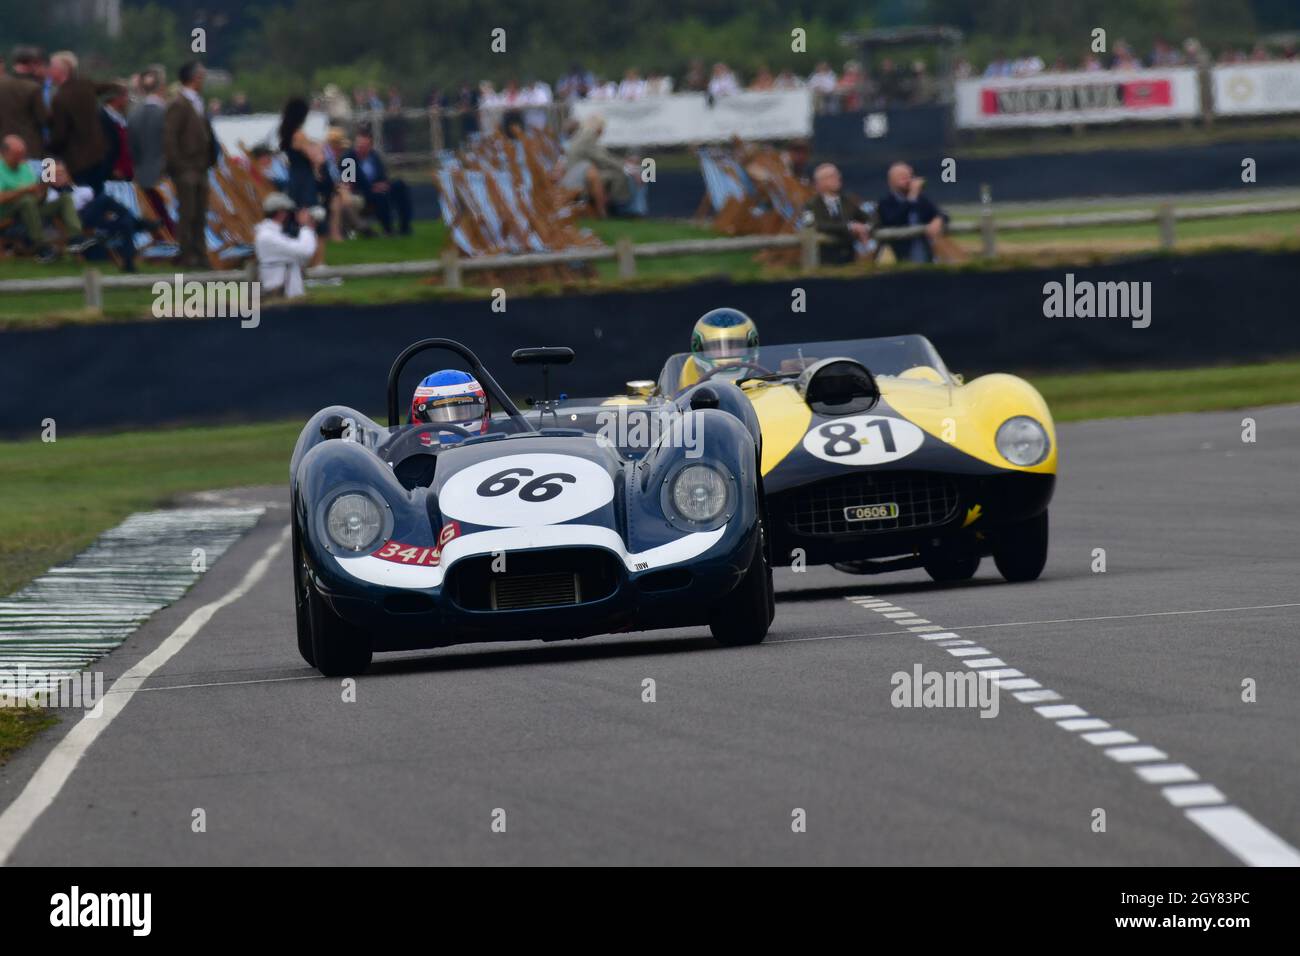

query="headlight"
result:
[326,493,383,552]
[996,416,1050,466]
[670,464,728,524]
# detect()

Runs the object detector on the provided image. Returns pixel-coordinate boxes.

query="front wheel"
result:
[993,510,1049,583]
[307,581,373,676]
[923,548,981,584]
[291,518,315,667]
[710,528,774,647]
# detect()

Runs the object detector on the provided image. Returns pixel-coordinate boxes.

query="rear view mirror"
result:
[626,380,655,397]
[512,347,575,366]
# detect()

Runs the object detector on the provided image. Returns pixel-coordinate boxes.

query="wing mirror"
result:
[626,380,656,397]
[511,347,574,366]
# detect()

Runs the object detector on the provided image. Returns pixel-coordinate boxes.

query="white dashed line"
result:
[1035,704,1087,719]
[1136,764,1199,784]
[1106,745,1168,763]
[1186,807,1300,867]
[1058,718,1110,731]
[1164,784,1227,808]
[1082,730,1139,746]
[843,594,1300,867]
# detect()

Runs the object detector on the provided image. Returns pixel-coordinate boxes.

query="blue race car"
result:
[290,338,772,675]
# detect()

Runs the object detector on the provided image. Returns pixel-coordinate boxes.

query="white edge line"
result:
[0,526,289,865]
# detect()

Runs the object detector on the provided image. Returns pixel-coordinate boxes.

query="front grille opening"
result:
[637,567,693,592]
[448,548,619,611]
[491,572,580,610]
[784,471,959,535]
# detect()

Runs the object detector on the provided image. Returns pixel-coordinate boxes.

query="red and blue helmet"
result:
[409,369,490,442]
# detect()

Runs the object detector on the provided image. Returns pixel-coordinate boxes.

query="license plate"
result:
[844,502,899,522]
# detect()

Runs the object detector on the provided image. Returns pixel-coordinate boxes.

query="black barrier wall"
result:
[1,249,1296,437]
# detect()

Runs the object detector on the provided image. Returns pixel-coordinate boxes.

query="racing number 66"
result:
[476,467,576,502]
[819,418,896,457]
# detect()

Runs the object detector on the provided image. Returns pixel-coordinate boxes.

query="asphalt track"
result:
[1,406,1297,866]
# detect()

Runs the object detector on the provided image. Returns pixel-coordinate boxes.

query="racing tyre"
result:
[710,526,774,647]
[291,519,315,667]
[922,548,980,584]
[993,510,1049,583]
[307,581,373,676]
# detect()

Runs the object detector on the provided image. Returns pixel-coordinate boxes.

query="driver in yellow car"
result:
[677,307,762,392]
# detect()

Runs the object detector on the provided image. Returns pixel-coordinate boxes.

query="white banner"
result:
[571,90,812,147]
[955,69,1200,128]
[211,111,330,155]
[1213,63,1300,115]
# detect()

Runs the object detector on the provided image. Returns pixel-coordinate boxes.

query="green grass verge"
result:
[0,707,59,767]
[0,420,299,597]
[1032,359,1300,423]
[1,359,1297,599]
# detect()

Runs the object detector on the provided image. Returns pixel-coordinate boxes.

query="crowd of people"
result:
[969,36,1299,79]
[0,47,209,269]
[0,44,421,297]
[311,36,1300,138]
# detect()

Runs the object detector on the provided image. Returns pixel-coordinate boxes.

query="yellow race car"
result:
[604,334,1056,584]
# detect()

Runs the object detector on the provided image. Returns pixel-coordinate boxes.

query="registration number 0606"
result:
[844,503,900,522]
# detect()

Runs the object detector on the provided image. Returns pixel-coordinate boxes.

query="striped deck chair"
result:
[697,149,749,213]
[435,166,480,257]
[489,169,546,252]
[101,181,180,260]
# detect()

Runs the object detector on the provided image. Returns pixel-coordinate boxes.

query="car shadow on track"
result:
[775,577,1004,603]
[364,632,723,677]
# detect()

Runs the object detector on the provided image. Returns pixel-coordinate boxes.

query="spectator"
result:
[0,134,91,262]
[279,97,331,217]
[247,145,282,191]
[558,114,634,218]
[617,69,646,100]
[837,60,864,110]
[255,192,317,299]
[60,159,156,272]
[47,51,108,192]
[645,72,673,97]
[800,162,873,266]
[808,61,837,95]
[749,65,775,91]
[707,62,740,99]
[163,60,217,268]
[876,161,948,264]
[323,126,371,240]
[773,68,803,90]
[229,92,252,115]
[128,68,169,229]
[97,84,133,187]
[0,46,47,160]
[342,127,411,235]
[683,60,708,93]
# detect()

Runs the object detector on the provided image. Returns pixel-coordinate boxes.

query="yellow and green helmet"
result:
[690,308,760,372]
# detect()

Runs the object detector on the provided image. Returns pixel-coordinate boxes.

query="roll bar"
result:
[386,338,532,431]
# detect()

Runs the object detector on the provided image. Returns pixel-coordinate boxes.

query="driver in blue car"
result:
[410,369,491,444]
[677,307,760,391]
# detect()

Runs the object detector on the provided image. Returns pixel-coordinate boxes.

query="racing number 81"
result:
[819,419,896,457]
[476,467,576,502]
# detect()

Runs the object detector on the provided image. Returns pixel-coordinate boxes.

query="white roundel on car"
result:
[437,453,615,527]
[802,414,926,466]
